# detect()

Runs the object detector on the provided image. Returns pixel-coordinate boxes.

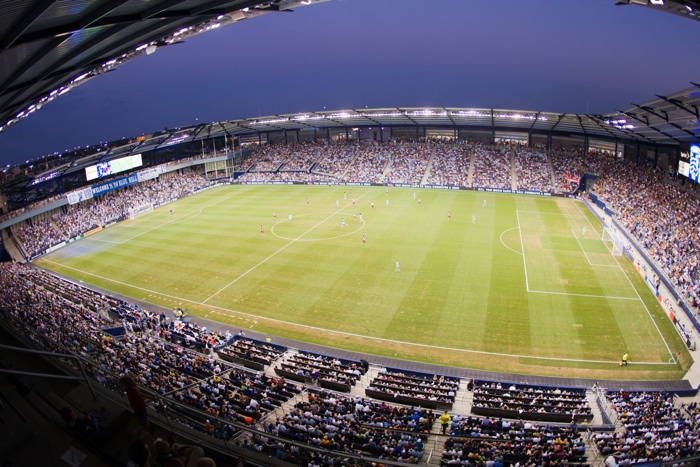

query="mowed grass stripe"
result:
[36,185,690,377]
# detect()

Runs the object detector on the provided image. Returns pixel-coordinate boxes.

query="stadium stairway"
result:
[546,152,557,191]
[510,148,517,191]
[420,146,436,186]
[467,150,476,186]
[1,228,25,262]
[338,151,359,180]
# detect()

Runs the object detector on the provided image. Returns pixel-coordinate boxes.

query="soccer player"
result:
[336,199,339,207]
[260,225,264,235]
[413,192,416,199]
[385,198,389,207]
[448,211,451,221]
[352,198,355,205]
[483,199,486,207]
[362,235,366,244]
[371,203,374,209]
[170,209,173,215]
[341,218,346,227]
[288,213,292,221]
[582,227,587,235]
[418,197,422,205]
[386,188,389,197]
[273,211,277,220]
[353,212,357,219]
[395,259,400,272]
[472,214,476,224]
[359,213,363,222]
[344,191,346,200]
[306,197,309,205]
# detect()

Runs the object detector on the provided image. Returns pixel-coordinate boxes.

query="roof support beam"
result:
[141,0,190,19]
[4,17,203,121]
[654,94,699,119]
[36,25,132,86]
[589,114,652,143]
[79,0,132,29]
[619,111,681,143]
[549,114,565,131]
[632,103,696,138]
[528,112,541,131]
[0,0,59,49]
[0,37,66,95]
[190,0,247,15]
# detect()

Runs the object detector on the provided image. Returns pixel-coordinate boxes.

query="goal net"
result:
[602,226,623,256]
[128,203,154,220]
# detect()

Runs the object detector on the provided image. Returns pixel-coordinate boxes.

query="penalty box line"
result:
[202,189,373,304]
[91,188,239,246]
[517,209,638,301]
[571,228,619,268]
[32,259,677,366]
[575,200,675,362]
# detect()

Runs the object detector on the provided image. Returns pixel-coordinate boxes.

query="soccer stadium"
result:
[1,1,700,466]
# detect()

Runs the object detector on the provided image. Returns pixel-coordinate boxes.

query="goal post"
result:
[128,203,154,220]
[602,226,623,256]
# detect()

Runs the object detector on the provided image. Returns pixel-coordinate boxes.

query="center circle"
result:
[271,211,365,241]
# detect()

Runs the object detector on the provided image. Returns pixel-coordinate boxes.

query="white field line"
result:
[202,190,373,304]
[271,214,365,242]
[518,209,638,301]
[92,209,203,245]
[516,210,586,217]
[575,201,604,240]
[613,252,675,361]
[36,258,674,365]
[527,289,641,301]
[571,228,618,268]
[516,210,530,291]
[576,200,675,361]
[91,190,236,245]
[499,227,523,256]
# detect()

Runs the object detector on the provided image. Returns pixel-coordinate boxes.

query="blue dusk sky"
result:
[1,0,699,167]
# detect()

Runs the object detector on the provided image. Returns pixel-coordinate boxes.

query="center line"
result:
[202,189,373,304]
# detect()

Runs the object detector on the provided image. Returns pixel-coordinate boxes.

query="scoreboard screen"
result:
[678,143,700,183]
[85,154,143,181]
[690,143,700,183]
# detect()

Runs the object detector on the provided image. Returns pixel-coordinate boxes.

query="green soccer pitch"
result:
[36,184,691,380]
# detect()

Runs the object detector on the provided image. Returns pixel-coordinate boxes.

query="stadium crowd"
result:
[471,381,592,422]
[440,420,587,466]
[7,140,700,318]
[366,368,459,409]
[587,154,700,305]
[0,259,598,466]
[268,390,429,463]
[471,145,512,189]
[514,149,553,192]
[11,171,212,258]
[597,390,700,464]
[424,141,471,187]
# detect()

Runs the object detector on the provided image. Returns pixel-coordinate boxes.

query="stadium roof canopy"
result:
[0,0,328,133]
[71,100,700,164]
[615,0,700,22]
[0,0,698,145]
